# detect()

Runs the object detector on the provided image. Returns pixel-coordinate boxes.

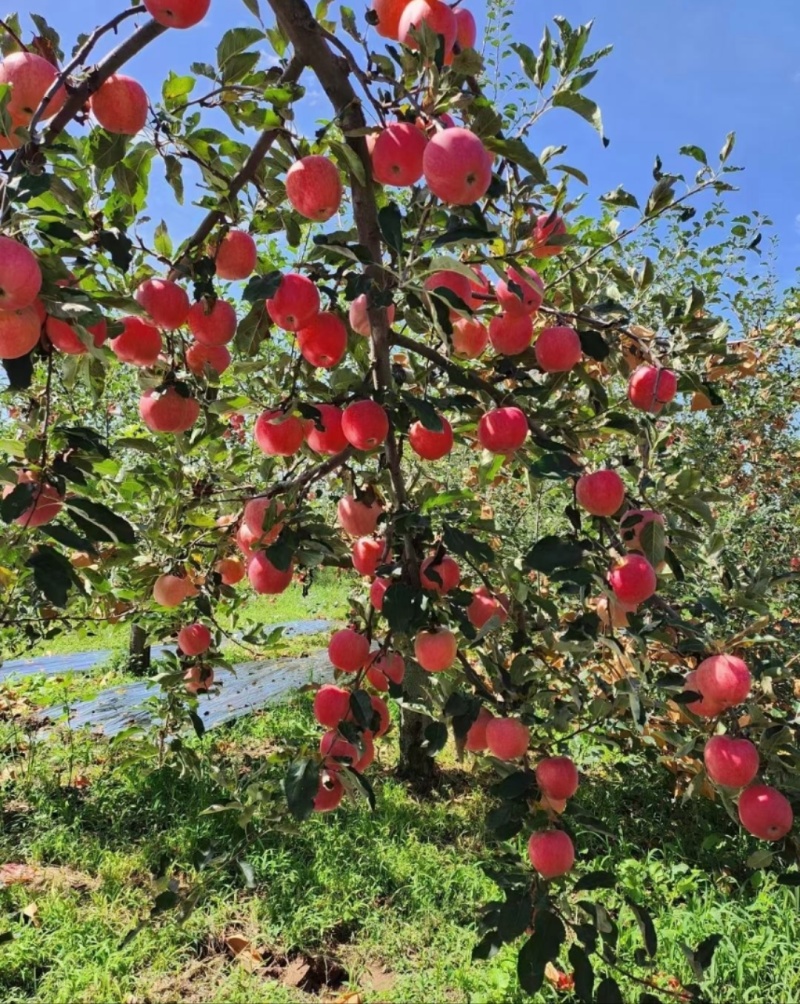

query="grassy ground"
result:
[1,683,799,1004]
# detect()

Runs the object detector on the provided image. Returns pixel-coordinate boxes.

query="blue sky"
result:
[15,0,800,286]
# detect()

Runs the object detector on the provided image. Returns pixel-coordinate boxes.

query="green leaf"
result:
[679,144,707,165]
[720,131,735,163]
[423,721,448,756]
[241,0,261,17]
[572,870,616,891]
[328,139,366,188]
[378,203,403,257]
[638,519,666,568]
[517,911,565,996]
[552,90,608,145]
[627,899,657,957]
[164,155,184,204]
[600,185,639,209]
[403,394,444,432]
[217,27,263,71]
[443,526,493,565]
[483,137,546,184]
[242,271,282,303]
[26,546,77,608]
[578,329,610,361]
[153,220,172,258]
[340,6,360,40]
[525,535,584,574]
[284,758,319,821]
[162,72,195,103]
[510,42,538,82]
[382,583,425,634]
[529,453,583,480]
[595,977,623,1003]
[66,499,136,545]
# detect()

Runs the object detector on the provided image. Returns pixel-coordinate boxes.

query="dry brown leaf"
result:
[21,902,40,926]
[282,957,311,988]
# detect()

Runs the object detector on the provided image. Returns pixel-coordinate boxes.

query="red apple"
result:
[628,364,678,414]
[489,312,533,355]
[575,470,625,517]
[477,407,528,454]
[135,277,190,329]
[467,587,509,630]
[0,306,41,359]
[337,495,383,536]
[248,551,293,594]
[143,0,211,28]
[704,736,759,788]
[342,399,389,451]
[535,326,582,373]
[464,707,493,752]
[683,669,725,718]
[184,665,214,694]
[371,0,410,39]
[420,554,460,594]
[215,557,245,585]
[286,155,342,222]
[3,471,63,528]
[297,311,347,368]
[266,273,320,331]
[531,212,568,258]
[370,576,391,611]
[328,628,370,672]
[398,0,457,57]
[694,654,751,710]
[178,622,212,657]
[366,651,405,691]
[372,122,428,186]
[536,757,579,800]
[212,229,257,281]
[314,684,351,728]
[139,387,199,434]
[527,830,575,879]
[424,270,473,317]
[408,416,453,460]
[0,51,66,129]
[485,717,530,760]
[738,784,793,841]
[455,8,477,49]
[0,237,41,311]
[254,410,306,456]
[306,403,349,455]
[352,537,389,577]
[414,627,458,673]
[111,316,162,366]
[153,573,195,607]
[608,554,657,605]
[45,316,107,355]
[186,342,231,376]
[422,127,493,205]
[90,74,148,135]
[349,293,396,337]
[187,298,237,346]
[451,317,488,358]
[496,266,544,316]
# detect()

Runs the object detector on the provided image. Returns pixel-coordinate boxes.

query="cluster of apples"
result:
[372,0,476,65]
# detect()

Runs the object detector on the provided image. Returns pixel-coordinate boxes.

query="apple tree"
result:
[0,1,798,998]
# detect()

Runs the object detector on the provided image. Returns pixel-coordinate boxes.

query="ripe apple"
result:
[371,0,411,39]
[465,707,493,752]
[485,717,530,760]
[139,387,199,434]
[45,316,107,355]
[366,651,405,691]
[90,74,148,135]
[415,627,458,673]
[467,587,509,629]
[3,471,63,528]
[536,756,579,800]
[420,553,461,594]
[683,669,724,718]
[320,730,360,767]
[328,628,370,672]
[306,403,349,455]
[535,326,582,373]
[694,654,751,710]
[337,495,383,536]
[527,830,575,879]
[496,266,544,316]
[608,554,657,605]
[408,416,454,460]
[187,298,237,345]
[0,237,42,311]
[352,537,389,577]
[370,576,391,611]
[153,573,194,607]
[349,293,396,337]
[186,342,231,376]
[135,277,190,329]
[575,470,625,517]
[0,306,41,358]
[247,551,293,594]
[628,364,678,414]
[531,212,568,258]
[242,497,284,540]
[254,410,306,456]
[451,317,488,358]
[297,311,347,368]
[110,316,162,366]
[354,732,376,772]
[738,784,793,841]
[314,684,351,728]
[178,622,212,657]
[212,229,257,281]
[286,155,342,222]
[398,0,457,58]
[477,407,528,454]
[184,665,214,694]
[0,51,66,126]
[704,736,759,788]
[215,557,245,585]
[313,771,344,812]
[455,8,477,49]
[342,399,389,451]
[489,312,533,355]
[619,509,665,552]
[424,270,473,317]
[422,127,493,205]
[370,695,391,736]
[266,273,320,331]
[144,0,211,30]
[372,122,428,186]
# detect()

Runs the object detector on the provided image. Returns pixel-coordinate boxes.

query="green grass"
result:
[1,694,799,1004]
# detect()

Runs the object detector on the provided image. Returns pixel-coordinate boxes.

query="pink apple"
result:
[485,717,529,760]
[408,416,454,460]
[608,554,657,606]
[477,407,528,454]
[704,736,759,788]
[306,403,349,455]
[628,364,678,414]
[535,326,582,373]
[372,122,428,186]
[348,293,396,337]
[328,628,370,672]
[212,229,257,281]
[496,266,544,316]
[90,74,148,135]
[575,470,625,517]
[135,277,190,329]
[489,312,533,355]
[414,627,458,672]
[342,399,389,451]
[527,830,575,879]
[422,127,493,205]
[286,155,342,222]
[267,273,320,331]
[738,784,793,841]
[536,756,579,800]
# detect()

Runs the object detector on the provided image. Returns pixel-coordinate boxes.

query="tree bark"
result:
[265,0,436,788]
[128,623,150,677]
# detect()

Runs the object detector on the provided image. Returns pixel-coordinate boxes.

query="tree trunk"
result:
[128,623,150,677]
[396,664,438,791]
